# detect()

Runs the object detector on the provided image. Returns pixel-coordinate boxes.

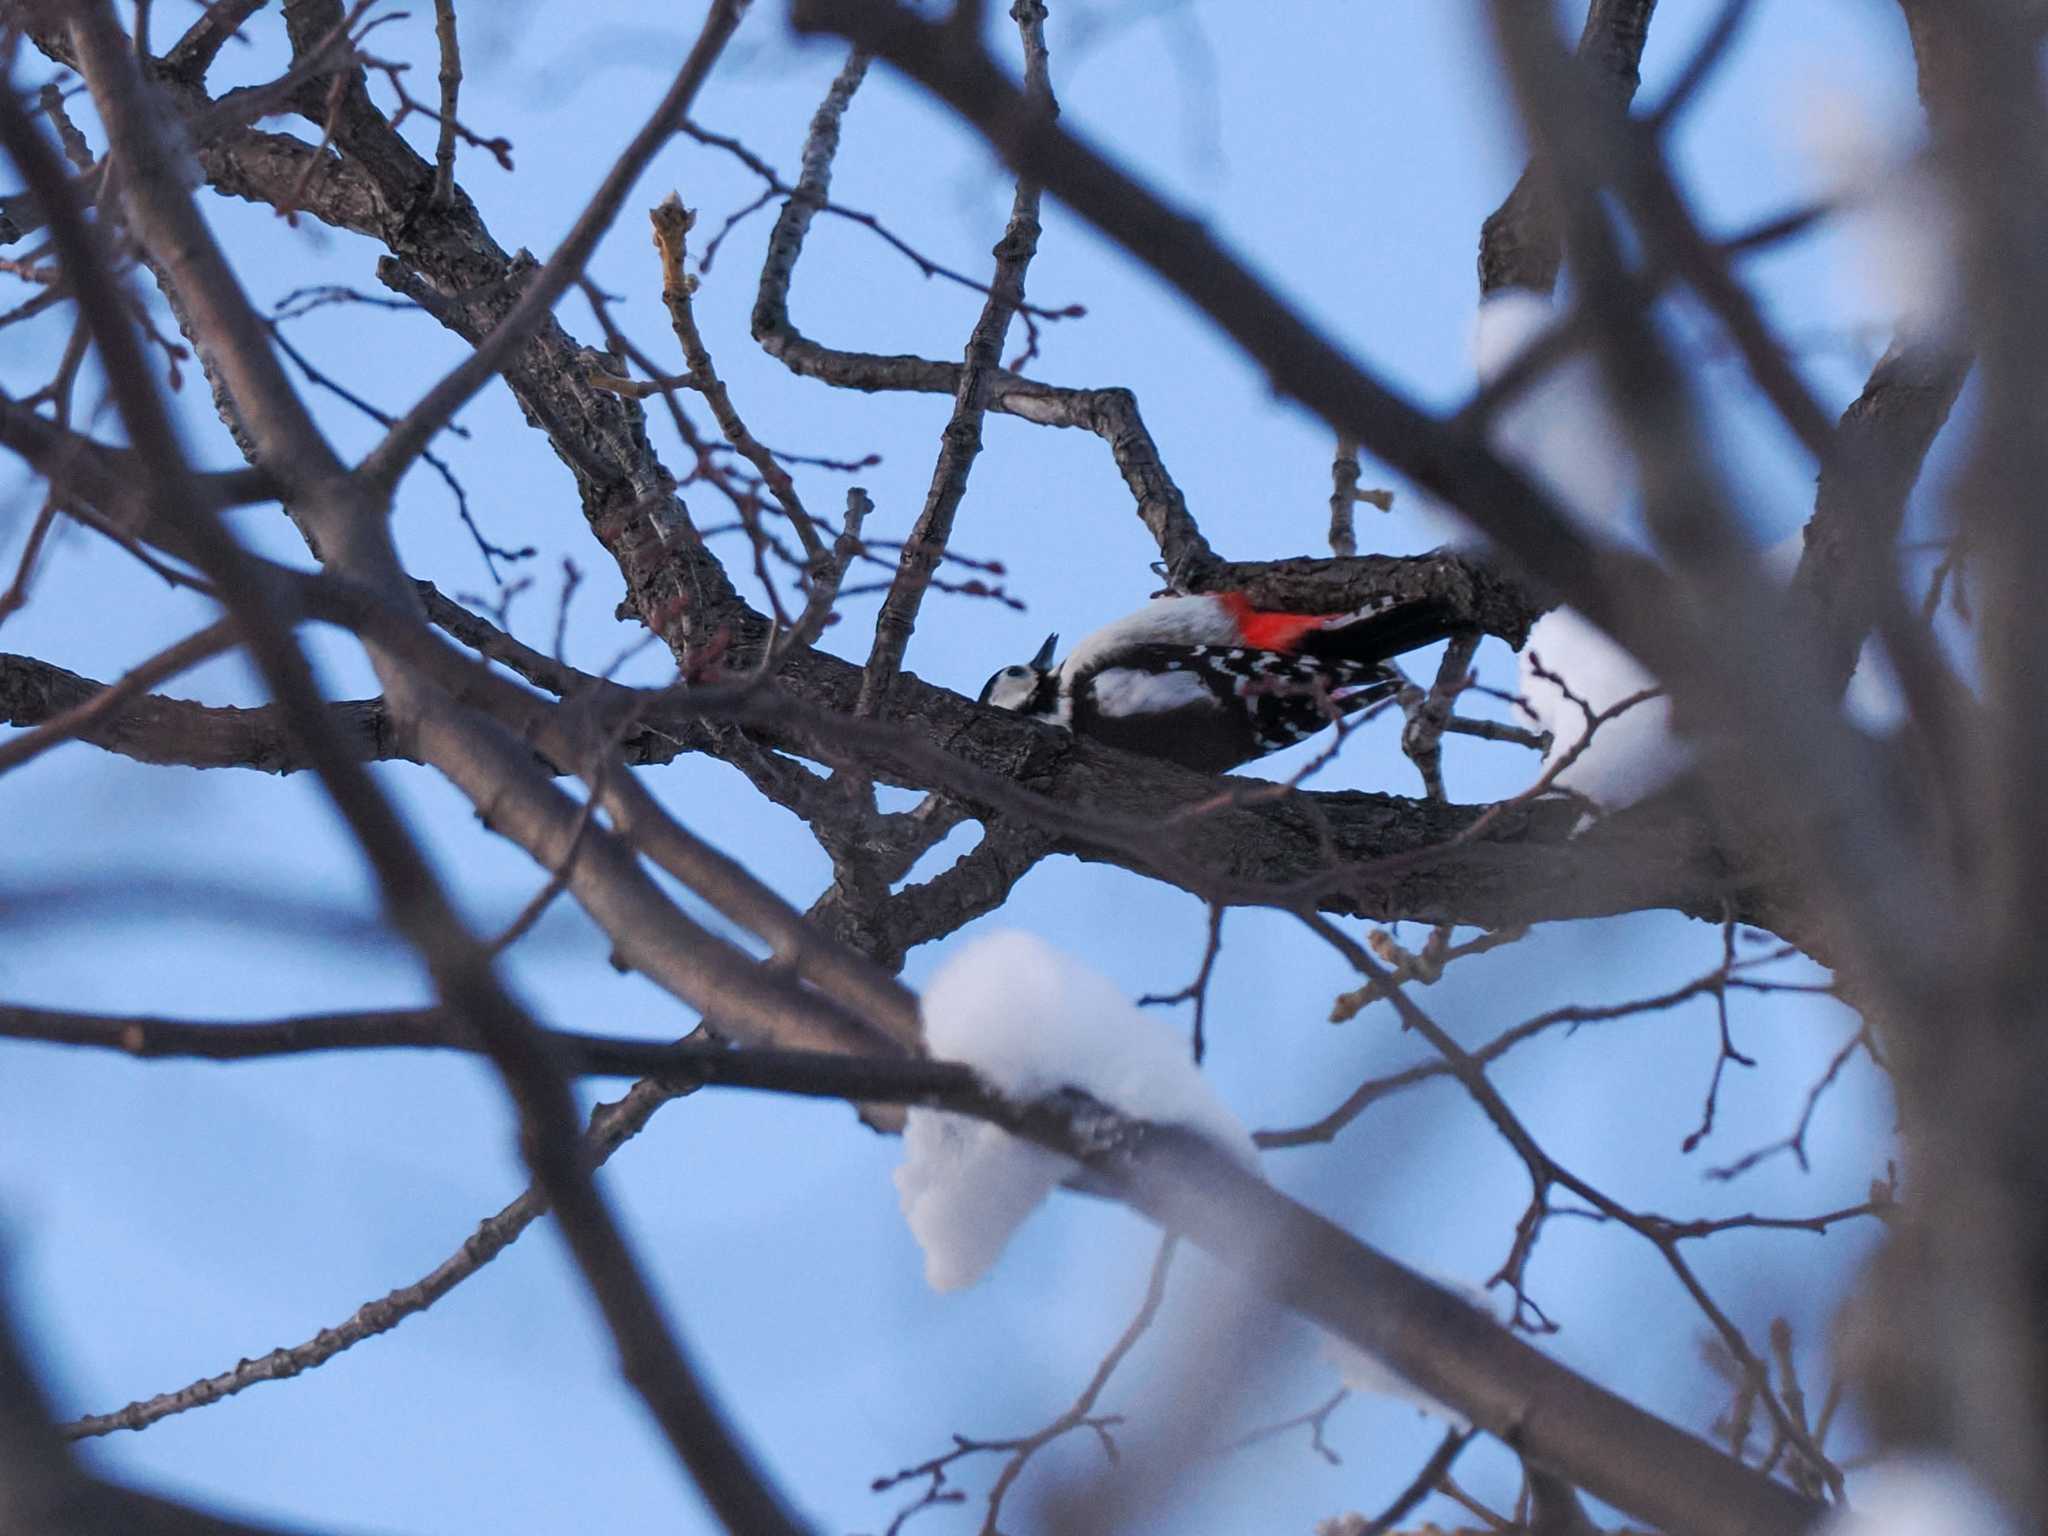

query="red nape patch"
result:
[1219,590,1329,652]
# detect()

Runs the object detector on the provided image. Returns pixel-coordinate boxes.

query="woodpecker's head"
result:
[978,632,1061,717]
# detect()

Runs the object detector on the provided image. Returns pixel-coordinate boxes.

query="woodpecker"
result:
[978,589,1465,773]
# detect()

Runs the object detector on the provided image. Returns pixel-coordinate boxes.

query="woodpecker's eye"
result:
[1005,665,1031,678]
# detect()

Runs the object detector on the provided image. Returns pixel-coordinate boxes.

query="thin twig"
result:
[649,194,823,561]
[429,0,461,206]
[853,0,1053,715]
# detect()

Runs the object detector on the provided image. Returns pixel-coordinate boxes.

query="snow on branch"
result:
[1820,1457,2016,1536]
[1478,292,1902,814]
[899,932,1500,1425]
[1472,289,1685,811]
[897,931,1256,1291]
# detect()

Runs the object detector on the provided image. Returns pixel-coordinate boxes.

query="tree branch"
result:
[0,997,1834,1536]
[855,0,1050,712]
[1791,338,1969,694]
[16,24,814,1527]
[358,0,748,494]
[751,46,1217,580]
[0,622,241,775]
[1477,0,1661,296]
[162,0,270,85]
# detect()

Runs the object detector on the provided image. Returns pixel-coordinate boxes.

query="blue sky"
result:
[2,2,1924,1531]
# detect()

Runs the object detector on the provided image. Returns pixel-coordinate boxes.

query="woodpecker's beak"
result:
[1031,632,1059,671]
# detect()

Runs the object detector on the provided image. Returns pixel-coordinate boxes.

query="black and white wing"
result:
[1070,644,1399,771]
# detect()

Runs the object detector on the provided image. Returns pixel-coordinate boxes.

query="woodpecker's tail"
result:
[1292,594,1468,667]
[1240,657,1403,758]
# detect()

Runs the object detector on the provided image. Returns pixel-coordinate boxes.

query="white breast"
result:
[1086,667,1213,716]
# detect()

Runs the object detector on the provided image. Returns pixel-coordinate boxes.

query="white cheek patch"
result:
[983,672,1039,711]
[1089,667,1212,715]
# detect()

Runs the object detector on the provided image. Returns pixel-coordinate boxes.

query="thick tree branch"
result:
[1882,0,2048,1513]
[1478,0,1660,296]
[162,0,270,85]
[313,565,1758,940]
[0,623,240,775]
[0,649,403,772]
[66,17,341,493]
[1791,339,1969,694]
[1102,1125,1818,1536]
[0,616,1764,938]
[359,0,748,494]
